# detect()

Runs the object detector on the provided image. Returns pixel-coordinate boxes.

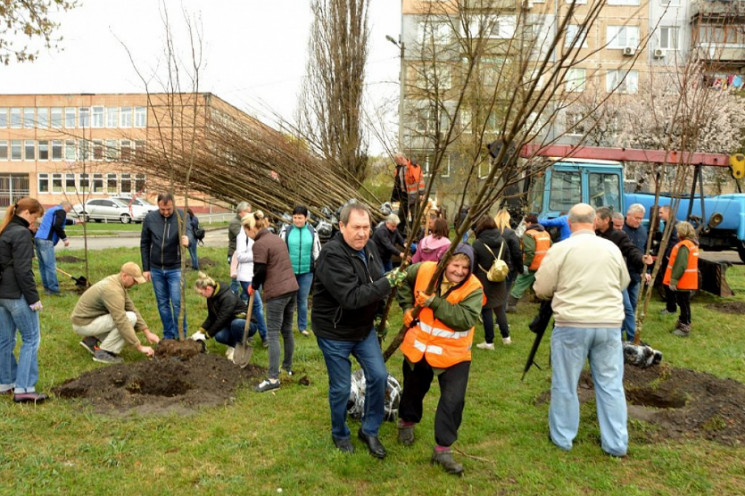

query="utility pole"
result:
[386,34,405,152]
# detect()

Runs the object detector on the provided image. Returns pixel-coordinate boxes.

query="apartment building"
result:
[395,0,745,199]
[0,92,253,211]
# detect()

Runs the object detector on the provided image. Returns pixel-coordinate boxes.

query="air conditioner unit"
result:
[622,46,636,56]
[653,48,665,59]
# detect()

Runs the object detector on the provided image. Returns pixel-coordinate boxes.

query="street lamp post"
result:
[386,34,405,152]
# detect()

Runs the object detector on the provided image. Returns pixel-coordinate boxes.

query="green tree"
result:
[0,0,77,65]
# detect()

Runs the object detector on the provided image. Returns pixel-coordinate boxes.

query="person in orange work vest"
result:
[663,221,699,337]
[395,243,485,476]
[391,154,425,234]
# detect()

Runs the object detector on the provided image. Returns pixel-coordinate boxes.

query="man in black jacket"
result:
[595,207,652,341]
[140,193,191,340]
[312,203,400,458]
[372,213,406,272]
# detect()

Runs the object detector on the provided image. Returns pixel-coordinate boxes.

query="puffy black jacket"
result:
[140,209,191,271]
[200,282,248,338]
[311,232,392,341]
[0,216,40,304]
[597,227,645,274]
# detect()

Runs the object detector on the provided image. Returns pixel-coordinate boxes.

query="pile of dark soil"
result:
[555,364,745,446]
[54,341,265,417]
[58,255,84,263]
[705,301,745,314]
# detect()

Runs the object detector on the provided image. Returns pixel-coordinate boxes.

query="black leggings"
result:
[481,306,509,343]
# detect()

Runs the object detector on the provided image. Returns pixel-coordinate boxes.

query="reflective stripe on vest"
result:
[399,261,483,368]
[525,230,551,271]
[405,162,424,195]
[663,239,699,290]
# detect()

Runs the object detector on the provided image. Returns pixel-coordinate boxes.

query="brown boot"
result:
[672,323,690,337]
[506,295,519,313]
[431,447,464,475]
[397,422,415,446]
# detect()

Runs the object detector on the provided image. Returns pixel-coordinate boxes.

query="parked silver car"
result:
[112,196,159,213]
[71,198,148,224]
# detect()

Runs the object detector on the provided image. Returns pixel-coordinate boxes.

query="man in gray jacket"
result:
[534,203,630,458]
[140,193,191,340]
[72,262,160,364]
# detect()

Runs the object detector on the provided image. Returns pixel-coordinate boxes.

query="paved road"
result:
[60,227,229,252]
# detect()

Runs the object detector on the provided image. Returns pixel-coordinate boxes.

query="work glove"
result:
[29,301,43,312]
[523,265,530,274]
[415,290,434,308]
[248,285,255,297]
[190,330,208,342]
[385,268,406,288]
[669,283,677,292]
[403,308,416,327]
[374,316,388,341]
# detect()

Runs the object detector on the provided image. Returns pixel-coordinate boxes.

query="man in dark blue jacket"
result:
[34,201,75,295]
[312,203,400,458]
[140,193,191,340]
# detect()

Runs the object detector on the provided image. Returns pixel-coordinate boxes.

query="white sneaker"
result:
[225,347,235,362]
[476,342,495,350]
[502,337,512,345]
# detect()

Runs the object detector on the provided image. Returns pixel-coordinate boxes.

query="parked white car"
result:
[112,196,159,213]
[71,198,148,224]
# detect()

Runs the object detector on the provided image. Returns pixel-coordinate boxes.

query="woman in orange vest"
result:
[663,221,699,337]
[395,243,484,476]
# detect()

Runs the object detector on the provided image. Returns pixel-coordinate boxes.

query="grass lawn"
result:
[1,246,743,495]
[65,221,229,236]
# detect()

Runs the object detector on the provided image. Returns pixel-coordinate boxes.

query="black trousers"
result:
[675,290,692,325]
[399,359,470,448]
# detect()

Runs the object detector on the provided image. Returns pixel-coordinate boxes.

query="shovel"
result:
[56,267,88,288]
[233,291,255,368]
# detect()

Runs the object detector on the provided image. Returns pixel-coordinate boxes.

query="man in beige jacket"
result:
[71,262,160,364]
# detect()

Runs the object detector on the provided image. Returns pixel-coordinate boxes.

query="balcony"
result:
[690,0,745,21]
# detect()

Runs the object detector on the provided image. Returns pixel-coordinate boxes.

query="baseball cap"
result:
[121,262,147,284]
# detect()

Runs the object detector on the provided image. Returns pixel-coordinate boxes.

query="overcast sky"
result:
[1,0,402,152]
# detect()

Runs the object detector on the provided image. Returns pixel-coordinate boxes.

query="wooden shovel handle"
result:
[241,291,256,347]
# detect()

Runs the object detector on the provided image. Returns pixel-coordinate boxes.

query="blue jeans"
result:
[621,288,635,342]
[316,330,387,440]
[623,278,641,341]
[549,326,628,457]
[239,281,267,341]
[150,267,186,340]
[35,238,60,293]
[228,256,240,294]
[264,293,296,380]
[213,318,258,347]
[382,259,393,272]
[188,236,199,270]
[295,272,314,331]
[0,297,41,393]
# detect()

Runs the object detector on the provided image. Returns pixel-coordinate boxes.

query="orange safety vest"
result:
[404,161,425,196]
[400,262,484,368]
[663,239,699,290]
[525,230,552,271]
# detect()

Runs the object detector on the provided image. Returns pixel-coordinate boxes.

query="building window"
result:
[91,106,104,128]
[38,173,50,194]
[121,173,132,193]
[565,25,588,48]
[65,173,76,193]
[10,108,21,128]
[607,26,640,49]
[23,108,35,128]
[11,140,22,160]
[52,140,63,160]
[78,107,90,128]
[105,139,118,161]
[565,68,586,92]
[65,140,76,161]
[418,20,452,45]
[79,173,90,193]
[92,173,104,193]
[38,140,49,160]
[78,140,89,161]
[120,107,132,128]
[0,108,7,128]
[106,173,118,193]
[416,65,452,90]
[120,140,132,161]
[50,107,62,128]
[606,69,638,94]
[135,174,146,192]
[490,15,516,39]
[660,26,679,50]
[565,112,587,136]
[65,107,76,128]
[134,106,147,127]
[106,107,119,128]
[0,140,7,160]
[92,140,104,161]
[134,140,146,159]
[37,108,49,128]
[52,173,63,193]
[24,140,35,160]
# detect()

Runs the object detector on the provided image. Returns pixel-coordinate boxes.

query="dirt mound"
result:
[537,363,745,446]
[53,351,264,417]
[58,255,84,263]
[706,301,745,314]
